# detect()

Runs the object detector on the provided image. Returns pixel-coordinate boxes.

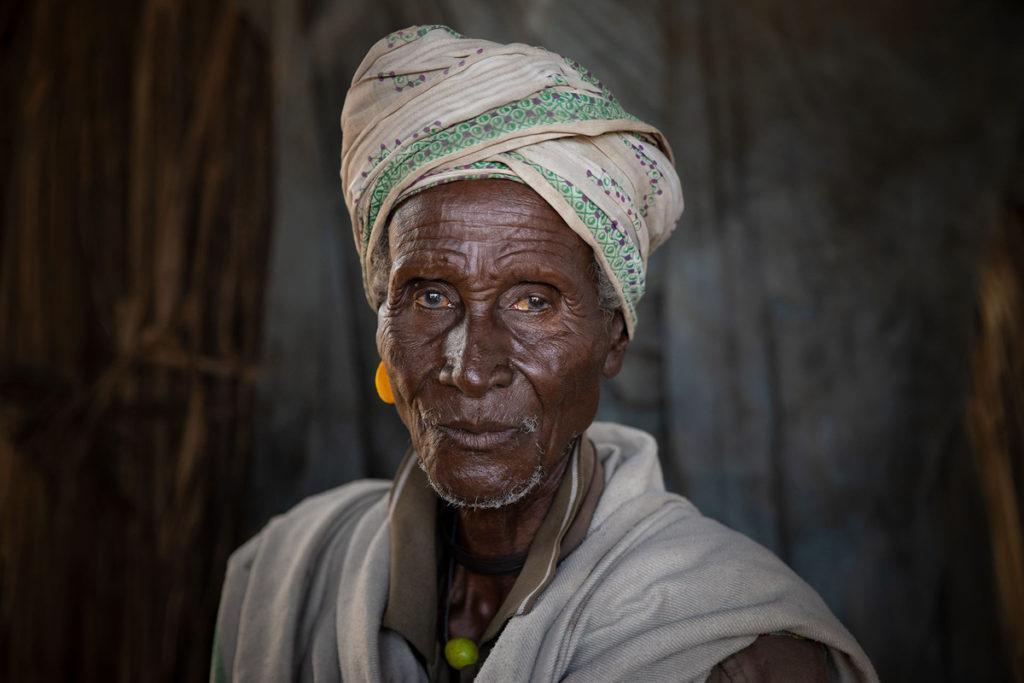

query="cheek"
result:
[511,323,608,422]
[377,307,444,404]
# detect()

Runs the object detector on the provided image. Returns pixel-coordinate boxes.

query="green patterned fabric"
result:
[360,89,637,239]
[502,151,644,322]
[340,25,684,335]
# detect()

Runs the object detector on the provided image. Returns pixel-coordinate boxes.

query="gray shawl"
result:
[212,422,878,682]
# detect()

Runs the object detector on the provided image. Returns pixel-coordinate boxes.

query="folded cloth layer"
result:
[340,25,685,335]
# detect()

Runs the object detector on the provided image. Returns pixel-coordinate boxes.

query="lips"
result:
[436,421,521,450]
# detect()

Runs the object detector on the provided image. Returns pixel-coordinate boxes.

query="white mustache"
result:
[420,408,539,433]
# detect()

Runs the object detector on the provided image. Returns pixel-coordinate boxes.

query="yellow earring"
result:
[375,361,395,404]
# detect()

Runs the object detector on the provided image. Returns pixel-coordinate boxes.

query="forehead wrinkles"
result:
[394,223,582,278]
[390,180,568,240]
[392,200,568,237]
[387,181,591,285]
[392,210,582,262]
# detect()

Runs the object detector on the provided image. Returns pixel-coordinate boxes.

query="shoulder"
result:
[585,421,835,620]
[214,479,391,680]
[583,493,816,623]
[566,423,875,680]
[258,478,391,541]
[581,480,854,643]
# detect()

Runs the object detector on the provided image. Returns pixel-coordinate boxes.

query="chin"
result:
[414,428,546,509]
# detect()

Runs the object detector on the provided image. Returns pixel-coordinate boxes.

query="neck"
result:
[453,449,573,558]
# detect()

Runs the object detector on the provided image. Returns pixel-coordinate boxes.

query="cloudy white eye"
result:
[415,289,453,309]
[511,295,550,312]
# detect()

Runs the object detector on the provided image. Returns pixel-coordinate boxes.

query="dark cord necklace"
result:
[443,509,530,575]
[443,514,495,670]
[448,542,529,575]
[441,511,530,671]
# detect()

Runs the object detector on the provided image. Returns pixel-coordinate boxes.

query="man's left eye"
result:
[511,295,550,312]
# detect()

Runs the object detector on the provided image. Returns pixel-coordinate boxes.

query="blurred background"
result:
[2,0,1022,680]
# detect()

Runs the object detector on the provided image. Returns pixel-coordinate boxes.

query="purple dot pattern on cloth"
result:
[358,86,637,234]
[345,25,682,333]
[504,151,645,318]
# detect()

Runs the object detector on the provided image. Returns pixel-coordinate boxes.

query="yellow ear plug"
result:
[375,361,395,404]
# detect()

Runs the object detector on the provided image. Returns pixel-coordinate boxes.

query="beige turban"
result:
[340,25,683,335]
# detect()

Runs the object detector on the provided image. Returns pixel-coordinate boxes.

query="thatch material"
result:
[0,1,271,680]
[968,162,1024,681]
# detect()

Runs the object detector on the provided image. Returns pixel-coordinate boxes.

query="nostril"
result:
[493,363,513,388]
[439,357,510,397]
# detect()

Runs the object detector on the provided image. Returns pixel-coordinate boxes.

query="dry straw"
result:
[968,199,1024,683]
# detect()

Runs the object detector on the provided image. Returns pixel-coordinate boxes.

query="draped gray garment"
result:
[212,422,878,682]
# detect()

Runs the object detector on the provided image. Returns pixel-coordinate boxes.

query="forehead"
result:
[387,180,591,266]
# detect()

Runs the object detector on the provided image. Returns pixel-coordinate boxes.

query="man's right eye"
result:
[414,289,453,310]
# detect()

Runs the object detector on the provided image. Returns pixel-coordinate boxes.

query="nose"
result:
[438,311,513,397]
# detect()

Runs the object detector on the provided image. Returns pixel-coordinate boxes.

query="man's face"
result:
[377,180,627,509]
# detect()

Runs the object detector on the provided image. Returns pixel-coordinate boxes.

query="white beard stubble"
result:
[417,414,546,510]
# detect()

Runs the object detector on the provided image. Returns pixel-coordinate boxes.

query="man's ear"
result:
[601,311,630,378]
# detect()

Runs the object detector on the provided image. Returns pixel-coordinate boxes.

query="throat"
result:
[444,564,518,645]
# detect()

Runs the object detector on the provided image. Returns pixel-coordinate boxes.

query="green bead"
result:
[444,636,479,670]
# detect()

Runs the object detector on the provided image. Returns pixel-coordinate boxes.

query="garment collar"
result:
[381,435,603,665]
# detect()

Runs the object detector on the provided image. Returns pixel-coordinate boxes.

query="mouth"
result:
[435,421,522,451]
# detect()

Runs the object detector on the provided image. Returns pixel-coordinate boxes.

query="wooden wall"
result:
[0,1,271,680]
[969,159,1024,681]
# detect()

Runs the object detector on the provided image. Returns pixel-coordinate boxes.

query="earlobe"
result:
[601,312,630,378]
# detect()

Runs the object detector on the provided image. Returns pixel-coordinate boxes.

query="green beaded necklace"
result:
[442,516,528,670]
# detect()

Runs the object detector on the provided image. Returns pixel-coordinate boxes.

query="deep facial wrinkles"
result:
[379,179,629,526]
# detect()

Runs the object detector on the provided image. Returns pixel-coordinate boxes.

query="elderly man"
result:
[212,26,877,682]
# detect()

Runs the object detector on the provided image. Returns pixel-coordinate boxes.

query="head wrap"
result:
[340,25,683,335]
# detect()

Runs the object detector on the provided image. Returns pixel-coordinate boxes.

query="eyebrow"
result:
[492,244,574,265]
[391,255,579,294]
[489,261,578,292]
[392,247,468,270]
[390,253,466,286]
